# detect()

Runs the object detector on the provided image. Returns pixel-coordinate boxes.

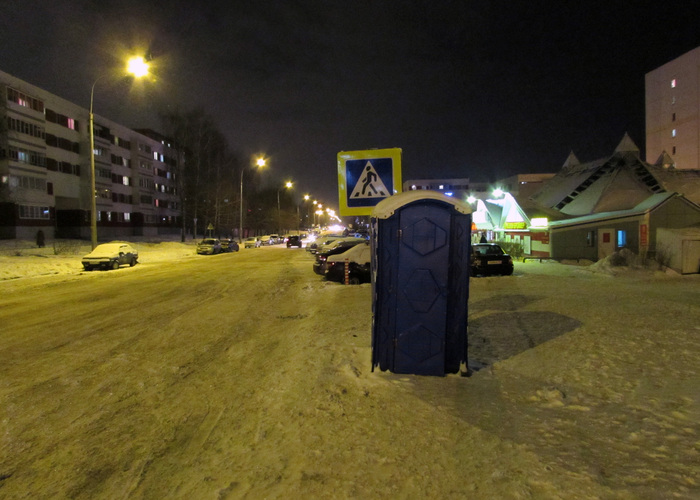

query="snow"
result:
[0,239,699,498]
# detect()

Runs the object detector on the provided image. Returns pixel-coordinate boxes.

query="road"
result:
[1,248,698,499]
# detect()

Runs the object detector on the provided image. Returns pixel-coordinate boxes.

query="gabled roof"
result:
[530,134,668,215]
[548,192,687,228]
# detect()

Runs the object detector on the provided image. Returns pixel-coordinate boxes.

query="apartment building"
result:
[645,46,700,170]
[0,69,180,241]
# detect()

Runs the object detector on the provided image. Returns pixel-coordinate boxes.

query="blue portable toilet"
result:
[371,191,472,376]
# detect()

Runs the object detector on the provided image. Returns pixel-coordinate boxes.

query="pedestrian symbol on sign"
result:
[350,161,389,199]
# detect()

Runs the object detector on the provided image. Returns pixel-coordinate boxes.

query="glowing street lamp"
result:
[89,55,149,249]
[239,156,266,242]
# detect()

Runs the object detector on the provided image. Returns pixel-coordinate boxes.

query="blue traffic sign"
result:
[337,148,402,216]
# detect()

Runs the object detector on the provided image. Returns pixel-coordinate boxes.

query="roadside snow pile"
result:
[586,248,673,276]
[0,239,197,280]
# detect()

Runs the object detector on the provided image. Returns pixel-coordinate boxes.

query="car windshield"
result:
[201,239,218,245]
[473,245,504,256]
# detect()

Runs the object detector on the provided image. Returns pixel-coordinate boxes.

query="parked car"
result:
[268,234,281,245]
[259,235,271,246]
[312,238,366,275]
[244,237,261,248]
[315,236,366,256]
[82,242,138,271]
[220,239,240,252]
[306,234,343,254]
[286,235,303,248]
[197,238,222,255]
[325,242,372,284]
[470,243,514,276]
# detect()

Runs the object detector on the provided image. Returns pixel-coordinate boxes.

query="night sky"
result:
[1,1,698,205]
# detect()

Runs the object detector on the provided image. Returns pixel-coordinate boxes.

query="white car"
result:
[325,242,372,284]
[82,242,138,271]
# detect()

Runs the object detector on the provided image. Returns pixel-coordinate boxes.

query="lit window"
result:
[617,230,626,248]
[439,185,444,189]
[671,79,676,88]
[672,129,677,137]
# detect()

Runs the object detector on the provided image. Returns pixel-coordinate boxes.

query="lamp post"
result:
[277,181,293,234]
[239,156,266,242]
[89,56,149,249]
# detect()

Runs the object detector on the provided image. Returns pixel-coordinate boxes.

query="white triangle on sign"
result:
[350,161,390,199]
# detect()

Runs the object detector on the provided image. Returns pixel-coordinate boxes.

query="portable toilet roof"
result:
[372,191,471,219]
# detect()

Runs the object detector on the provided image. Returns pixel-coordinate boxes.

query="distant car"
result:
[197,238,222,255]
[244,237,261,248]
[82,242,138,271]
[220,239,240,252]
[268,234,281,245]
[286,235,302,248]
[312,238,366,275]
[325,242,372,284]
[259,235,271,246]
[471,243,514,276]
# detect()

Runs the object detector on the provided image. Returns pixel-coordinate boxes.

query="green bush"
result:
[495,240,524,260]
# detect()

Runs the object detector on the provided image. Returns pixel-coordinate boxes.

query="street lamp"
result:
[277,181,293,233]
[239,156,266,242]
[89,56,149,249]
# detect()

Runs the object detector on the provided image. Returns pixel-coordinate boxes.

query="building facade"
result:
[645,46,700,171]
[0,69,180,241]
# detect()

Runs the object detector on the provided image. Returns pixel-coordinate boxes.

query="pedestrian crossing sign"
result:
[337,148,402,216]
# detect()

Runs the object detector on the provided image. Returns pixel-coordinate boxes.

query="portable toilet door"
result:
[371,191,471,376]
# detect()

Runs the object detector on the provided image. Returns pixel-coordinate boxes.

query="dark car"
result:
[220,239,240,252]
[312,239,366,275]
[325,242,371,284]
[471,243,514,276]
[286,235,302,248]
[82,242,138,271]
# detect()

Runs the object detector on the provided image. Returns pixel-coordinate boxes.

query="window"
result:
[673,146,676,155]
[10,175,47,191]
[672,129,677,138]
[671,79,676,88]
[617,230,626,248]
[18,205,50,219]
[672,112,676,122]
[586,231,596,247]
[7,87,44,112]
[7,117,45,138]
[8,146,46,167]
[44,108,79,131]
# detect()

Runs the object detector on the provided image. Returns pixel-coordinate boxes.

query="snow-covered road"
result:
[0,244,698,498]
